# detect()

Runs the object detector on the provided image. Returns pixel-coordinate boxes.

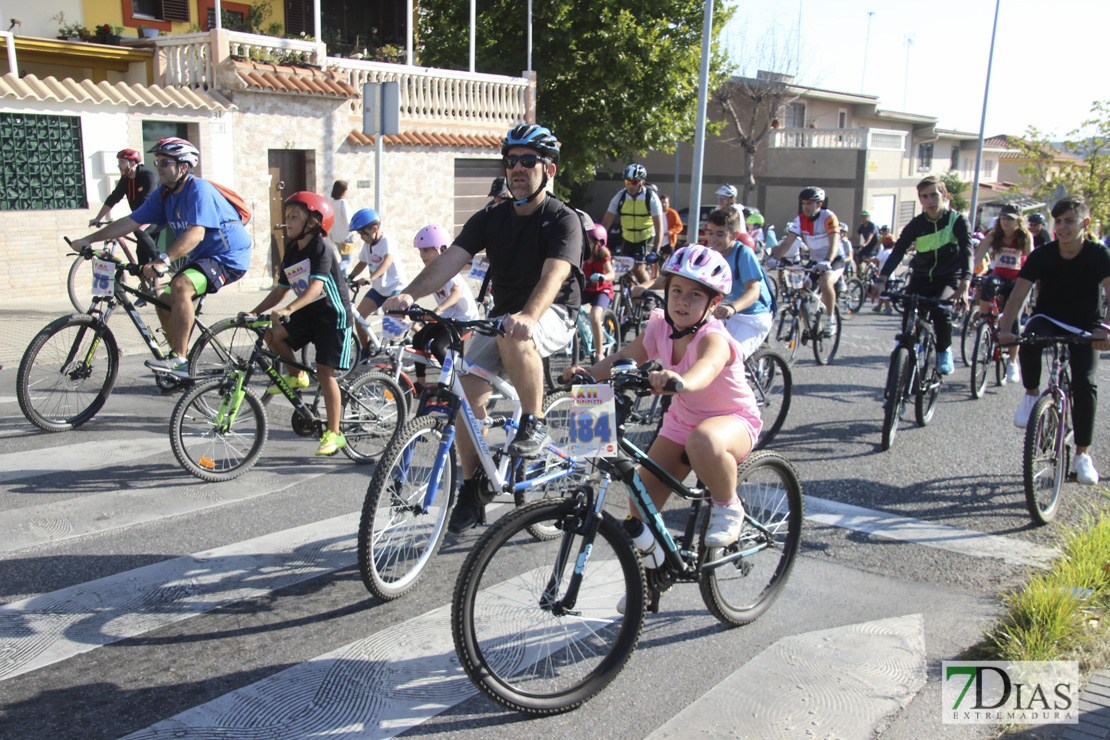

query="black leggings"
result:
[905,275,957,353]
[134,225,160,265]
[1018,316,1099,448]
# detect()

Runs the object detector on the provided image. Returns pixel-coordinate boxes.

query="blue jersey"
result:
[131,175,252,271]
[723,241,772,315]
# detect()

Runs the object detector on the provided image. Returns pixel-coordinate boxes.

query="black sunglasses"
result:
[503,154,548,169]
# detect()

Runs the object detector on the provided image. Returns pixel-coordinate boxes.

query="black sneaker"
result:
[508,414,550,458]
[448,479,486,533]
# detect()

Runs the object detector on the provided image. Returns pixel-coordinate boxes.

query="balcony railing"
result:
[770,127,907,152]
[150,30,528,133]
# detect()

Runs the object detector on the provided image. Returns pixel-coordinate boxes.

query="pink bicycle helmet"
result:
[589,223,607,248]
[661,245,732,296]
[414,224,451,251]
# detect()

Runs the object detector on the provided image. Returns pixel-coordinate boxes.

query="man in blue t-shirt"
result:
[705,207,773,359]
[73,137,252,376]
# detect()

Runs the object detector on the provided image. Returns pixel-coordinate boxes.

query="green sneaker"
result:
[316,430,347,456]
[267,372,310,395]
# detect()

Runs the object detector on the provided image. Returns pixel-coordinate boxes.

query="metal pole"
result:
[968,0,1002,230]
[902,34,913,111]
[406,0,413,66]
[527,0,532,71]
[686,0,714,246]
[214,0,222,29]
[469,0,476,73]
[314,0,321,42]
[375,135,384,212]
[673,145,681,210]
[861,11,874,93]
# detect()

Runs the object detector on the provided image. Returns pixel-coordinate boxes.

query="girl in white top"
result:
[415,225,478,321]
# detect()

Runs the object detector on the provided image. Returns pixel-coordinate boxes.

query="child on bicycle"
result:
[583,224,616,364]
[407,224,480,389]
[246,192,355,457]
[703,207,773,360]
[567,245,762,552]
[972,204,1033,383]
[1000,195,1110,485]
[347,208,408,363]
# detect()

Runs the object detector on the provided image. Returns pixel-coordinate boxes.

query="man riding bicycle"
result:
[601,164,663,286]
[89,148,160,264]
[383,123,583,532]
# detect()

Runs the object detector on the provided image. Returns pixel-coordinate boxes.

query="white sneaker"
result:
[704,502,745,547]
[1072,453,1100,486]
[1006,362,1021,385]
[617,595,626,615]
[1014,394,1038,428]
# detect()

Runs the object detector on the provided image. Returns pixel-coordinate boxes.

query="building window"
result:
[950,145,960,171]
[983,158,997,181]
[122,0,188,31]
[917,142,934,171]
[783,102,806,129]
[838,110,847,128]
[201,0,251,30]
[0,113,87,210]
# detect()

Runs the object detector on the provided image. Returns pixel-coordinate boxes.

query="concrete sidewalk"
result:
[0,285,270,368]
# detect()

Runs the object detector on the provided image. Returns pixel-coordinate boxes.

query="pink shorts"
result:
[658,409,759,451]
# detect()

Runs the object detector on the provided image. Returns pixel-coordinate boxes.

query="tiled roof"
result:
[985,134,1081,161]
[347,130,501,148]
[230,60,357,98]
[0,73,233,110]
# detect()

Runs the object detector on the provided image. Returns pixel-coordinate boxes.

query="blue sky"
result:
[723,0,1109,139]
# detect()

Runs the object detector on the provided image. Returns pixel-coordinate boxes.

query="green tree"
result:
[1017,101,1110,235]
[417,0,734,187]
[939,171,969,214]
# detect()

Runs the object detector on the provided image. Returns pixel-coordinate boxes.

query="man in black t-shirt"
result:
[856,210,879,263]
[385,124,582,532]
[89,148,160,263]
[1000,195,1110,485]
[1027,212,1052,249]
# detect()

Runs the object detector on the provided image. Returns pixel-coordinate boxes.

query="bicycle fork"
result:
[541,478,612,616]
[215,371,248,432]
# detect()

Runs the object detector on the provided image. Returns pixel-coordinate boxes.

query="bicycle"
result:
[543,303,622,391]
[771,260,842,366]
[17,245,220,432]
[169,315,406,482]
[67,225,182,313]
[356,308,588,601]
[451,361,803,715]
[836,273,866,319]
[1010,327,1098,525]
[969,291,1008,399]
[880,290,953,451]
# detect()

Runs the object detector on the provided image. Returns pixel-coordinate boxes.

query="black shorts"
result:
[180,257,246,295]
[283,309,354,371]
[618,238,651,263]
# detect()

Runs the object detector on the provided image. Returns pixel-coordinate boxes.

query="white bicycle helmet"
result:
[623,163,647,182]
[148,137,199,167]
[716,184,738,199]
[662,245,732,295]
[413,224,451,251]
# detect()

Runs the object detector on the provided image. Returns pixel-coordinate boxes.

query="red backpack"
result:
[161,176,251,225]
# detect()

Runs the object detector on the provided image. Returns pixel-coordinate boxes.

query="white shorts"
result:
[465,304,575,374]
[724,311,773,361]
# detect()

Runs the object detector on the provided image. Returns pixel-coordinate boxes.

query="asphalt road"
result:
[2,304,1108,740]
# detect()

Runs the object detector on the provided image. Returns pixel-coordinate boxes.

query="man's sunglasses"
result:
[625,179,644,186]
[154,159,179,169]
[503,154,548,169]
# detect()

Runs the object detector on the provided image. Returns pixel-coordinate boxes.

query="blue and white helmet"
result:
[501,124,560,163]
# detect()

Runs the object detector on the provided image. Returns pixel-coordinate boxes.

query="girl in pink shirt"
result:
[568,246,761,549]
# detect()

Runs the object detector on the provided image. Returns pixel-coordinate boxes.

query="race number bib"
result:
[381,315,410,340]
[283,259,322,303]
[612,256,635,278]
[469,258,490,281]
[91,257,115,296]
[567,385,618,458]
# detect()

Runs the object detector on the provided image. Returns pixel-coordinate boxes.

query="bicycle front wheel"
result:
[358,416,456,600]
[169,377,268,482]
[838,278,865,319]
[970,321,991,399]
[960,306,981,367]
[542,335,578,391]
[452,500,645,715]
[881,347,911,451]
[812,305,841,365]
[67,254,94,314]
[17,315,119,432]
[772,309,800,366]
[340,371,406,463]
[747,347,792,450]
[699,451,804,626]
[914,336,941,427]
[1023,395,1066,525]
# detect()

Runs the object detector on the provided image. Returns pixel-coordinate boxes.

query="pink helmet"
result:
[662,245,732,295]
[414,224,451,252]
[589,224,607,248]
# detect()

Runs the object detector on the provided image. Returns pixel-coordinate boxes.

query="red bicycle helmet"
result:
[117,148,142,163]
[285,192,335,235]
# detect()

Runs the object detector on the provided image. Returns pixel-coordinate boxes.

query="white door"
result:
[870,194,896,230]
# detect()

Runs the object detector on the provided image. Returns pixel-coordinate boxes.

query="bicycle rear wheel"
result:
[452,500,645,715]
[747,347,792,450]
[358,416,455,600]
[169,377,268,482]
[340,371,406,463]
[970,321,991,399]
[1023,395,1067,525]
[812,305,841,365]
[881,347,911,451]
[187,317,262,382]
[542,334,579,391]
[838,278,865,319]
[17,315,119,432]
[960,306,980,367]
[699,451,804,626]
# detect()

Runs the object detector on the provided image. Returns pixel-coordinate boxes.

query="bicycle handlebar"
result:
[882,289,955,310]
[385,307,505,337]
[570,360,683,395]
[66,239,145,278]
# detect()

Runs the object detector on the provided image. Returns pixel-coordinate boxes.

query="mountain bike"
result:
[66,225,182,313]
[771,260,841,366]
[451,361,803,715]
[169,315,406,482]
[17,245,218,432]
[357,308,588,601]
[1011,326,1098,525]
[969,291,1008,399]
[880,290,952,451]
